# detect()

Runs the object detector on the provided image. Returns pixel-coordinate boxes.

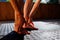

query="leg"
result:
[29,0,41,18]
[28,0,41,27]
[23,0,38,30]
[24,0,40,23]
[10,0,30,34]
[24,0,33,22]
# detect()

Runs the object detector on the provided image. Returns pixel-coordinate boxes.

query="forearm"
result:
[29,0,41,17]
[10,0,19,11]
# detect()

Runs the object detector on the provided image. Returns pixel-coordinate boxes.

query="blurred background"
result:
[0,0,60,40]
[0,0,60,4]
[0,0,60,21]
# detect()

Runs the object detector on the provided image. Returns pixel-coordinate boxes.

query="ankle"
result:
[28,17,32,23]
[24,17,29,22]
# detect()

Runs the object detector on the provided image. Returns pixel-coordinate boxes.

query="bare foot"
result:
[23,17,38,31]
[14,25,30,35]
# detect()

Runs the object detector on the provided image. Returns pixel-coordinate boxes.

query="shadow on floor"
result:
[0,31,24,40]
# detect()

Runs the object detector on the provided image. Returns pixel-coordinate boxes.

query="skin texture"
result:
[10,0,29,34]
[23,0,41,28]
[24,0,41,18]
[10,0,40,34]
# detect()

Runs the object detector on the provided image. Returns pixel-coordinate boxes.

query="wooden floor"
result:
[0,20,60,40]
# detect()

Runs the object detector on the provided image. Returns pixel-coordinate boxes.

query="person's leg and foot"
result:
[28,0,41,27]
[23,0,34,30]
[23,0,41,30]
[10,0,30,34]
[23,0,34,27]
[1,0,30,40]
